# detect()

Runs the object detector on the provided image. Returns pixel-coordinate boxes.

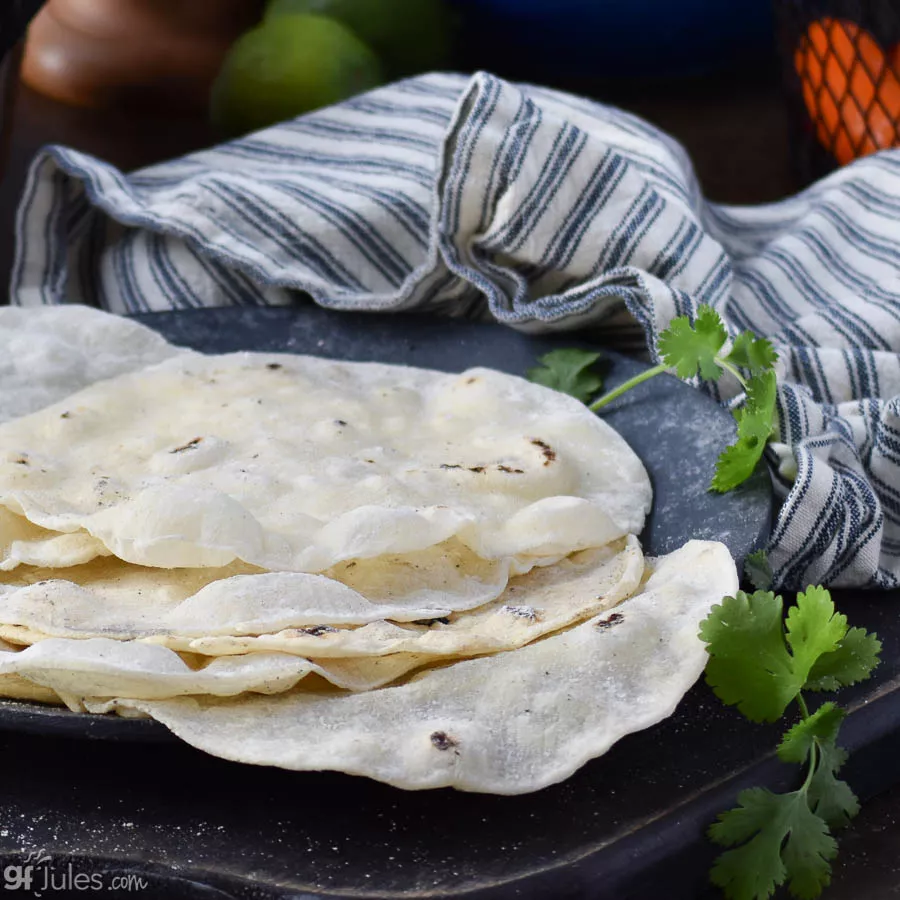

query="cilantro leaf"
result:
[590,305,781,495]
[711,370,778,493]
[809,740,859,829]
[705,586,878,899]
[784,586,848,687]
[700,591,801,722]
[526,349,603,403]
[779,801,838,900]
[744,549,774,591]
[709,788,836,900]
[805,626,882,692]
[701,587,866,723]
[725,332,779,375]
[657,305,728,381]
[777,703,845,765]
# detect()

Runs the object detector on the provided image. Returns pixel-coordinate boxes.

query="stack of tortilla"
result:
[0,306,737,793]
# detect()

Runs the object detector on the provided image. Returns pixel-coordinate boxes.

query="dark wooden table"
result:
[0,56,898,900]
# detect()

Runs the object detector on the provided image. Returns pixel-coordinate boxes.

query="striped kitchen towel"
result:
[11,71,900,591]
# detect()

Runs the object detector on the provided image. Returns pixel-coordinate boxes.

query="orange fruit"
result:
[795,17,900,165]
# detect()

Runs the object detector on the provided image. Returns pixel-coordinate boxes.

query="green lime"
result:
[210,14,384,137]
[264,0,453,77]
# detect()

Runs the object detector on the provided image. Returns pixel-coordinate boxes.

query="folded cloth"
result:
[11,71,900,591]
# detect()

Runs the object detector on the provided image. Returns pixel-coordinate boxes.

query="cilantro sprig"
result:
[526,349,603,404]
[700,585,881,899]
[526,306,779,493]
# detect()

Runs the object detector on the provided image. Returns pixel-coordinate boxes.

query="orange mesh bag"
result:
[778,0,900,180]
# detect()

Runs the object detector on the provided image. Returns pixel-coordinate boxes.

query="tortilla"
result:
[0,506,110,571]
[0,305,189,425]
[0,537,641,665]
[0,538,560,639]
[0,675,61,705]
[0,637,435,701]
[146,535,643,659]
[0,353,651,572]
[84,540,737,794]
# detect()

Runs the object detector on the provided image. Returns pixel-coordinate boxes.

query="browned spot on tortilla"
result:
[466,377,478,384]
[440,464,462,470]
[502,605,538,621]
[60,412,71,419]
[468,466,485,474]
[595,612,625,631]
[497,465,524,474]
[430,731,459,752]
[530,438,556,466]
[13,457,29,466]
[171,437,203,454]
[300,625,338,637]
[266,363,283,370]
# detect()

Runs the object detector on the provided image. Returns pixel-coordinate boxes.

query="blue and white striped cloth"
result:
[12,71,900,591]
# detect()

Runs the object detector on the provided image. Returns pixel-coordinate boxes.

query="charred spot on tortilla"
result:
[170,437,203,454]
[430,731,459,752]
[468,466,485,474]
[502,605,539,622]
[13,457,29,466]
[334,420,348,427]
[60,412,71,419]
[497,465,524,474]
[595,612,625,630]
[440,464,462,470]
[299,625,339,637]
[265,363,283,371]
[412,617,450,627]
[529,438,557,466]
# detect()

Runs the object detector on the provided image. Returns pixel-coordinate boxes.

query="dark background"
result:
[1,2,899,896]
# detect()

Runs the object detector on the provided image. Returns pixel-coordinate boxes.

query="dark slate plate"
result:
[0,304,771,740]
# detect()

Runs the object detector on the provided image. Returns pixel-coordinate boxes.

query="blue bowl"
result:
[451,0,775,78]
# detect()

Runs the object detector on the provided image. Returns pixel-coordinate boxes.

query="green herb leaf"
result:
[526,349,603,403]
[709,788,836,900]
[809,740,860,829]
[779,800,838,900]
[711,370,778,493]
[777,703,845,765]
[805,626,882,692]
[657,305,728,380]
[704,586,880,899]
[700,590,800,722]
[724,332,779,376]
[583,305,781,494]
[744,549,774,591]
[784,586,848,686]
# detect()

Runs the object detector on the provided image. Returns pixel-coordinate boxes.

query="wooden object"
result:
[20,0,262,112]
